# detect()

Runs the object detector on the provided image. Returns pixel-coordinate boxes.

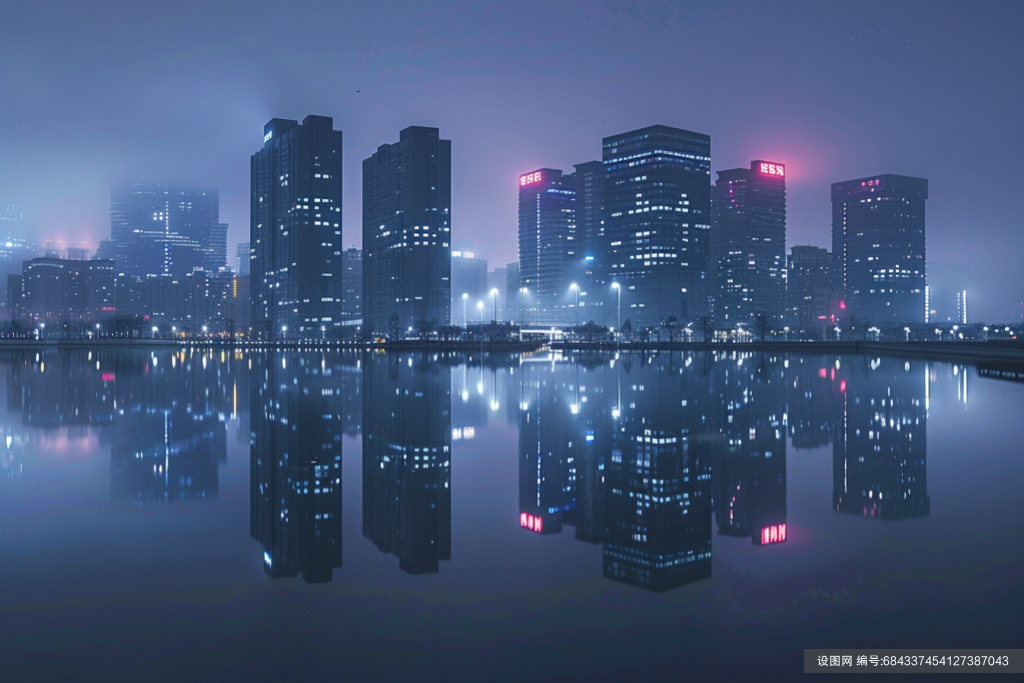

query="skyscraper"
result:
[711,161,787,330]
[235,242,250,276]
[362,126,451,338]
[573,160,608,326]
[451,251,488,325]
[831,174,927,325]
[341,247,362,324]
[102,185,226,279]
[250,115,344,340]
[788,245,837,338]
[603,125,711,328]
[517,168,577,325]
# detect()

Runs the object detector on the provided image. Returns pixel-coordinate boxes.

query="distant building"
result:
[957,290,967,325]
[362,126,451,338]
[603,125,711,328]
[17,257,115,325]
[572,160,608,326]
[711,161,787,329]
[787,246,836,337]
[451,251,488,324]
[235,242,250,276]
[488,266,507,321]
[250,115,344,340]
[100,185,227,279]
[831,174,928,325]
[505,262,521,324]
[340,247,362,324]
[517,168,577,325]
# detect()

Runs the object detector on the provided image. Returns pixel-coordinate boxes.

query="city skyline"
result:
[1,2,1021,321]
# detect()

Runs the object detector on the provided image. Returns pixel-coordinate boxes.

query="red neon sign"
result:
[101,373,115,382]
[759,523,787,545]
[860,179,881,187]
[520,512,543,533]
[519,171,543,186]
[757,162,785,177]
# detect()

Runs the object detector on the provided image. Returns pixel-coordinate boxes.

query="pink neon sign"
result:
[520,512,543,533]
[758,162,785,177]
[520,171,543,186]
[759,523,787,545]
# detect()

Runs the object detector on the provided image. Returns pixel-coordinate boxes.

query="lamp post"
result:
[490,288,499,323]
[477,300,484,325]
[281,325,287,342]
[611,282,621,334]
[519,287,527,327]
[461,292,469,326]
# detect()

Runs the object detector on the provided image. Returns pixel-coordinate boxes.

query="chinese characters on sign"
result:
[759,523,787,545]
[519,171,543,186]
[758,162,785,177]
[520,513,543,533]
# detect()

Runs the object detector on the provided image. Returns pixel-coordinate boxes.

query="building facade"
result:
[341,247,362,325]
[603,125,712,329]
[517,168,577,326]
[711,161,787,330]
[451,251,488,325]
[787,245,836,338]
[362,126,451,338]
[831,174,927,325]
[250,115,344,340]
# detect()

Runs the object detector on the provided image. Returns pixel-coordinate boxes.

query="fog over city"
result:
[1,0,1022,320]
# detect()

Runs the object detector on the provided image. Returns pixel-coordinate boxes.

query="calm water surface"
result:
[1,348,1021,681]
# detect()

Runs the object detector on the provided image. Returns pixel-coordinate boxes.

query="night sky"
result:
[1,0,1021,321]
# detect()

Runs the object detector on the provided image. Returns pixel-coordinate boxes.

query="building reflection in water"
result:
[712,353,788,546]
[250,350,343,583]
[834,357,930,520]
[2,348,236,504]
[362,353,451,574]
[517,352,714,591]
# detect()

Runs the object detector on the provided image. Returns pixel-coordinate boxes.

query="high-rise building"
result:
[236,242,250,276]
[603,125,711,328]
[341,247,362,324]
[101,185,226,279]
[250,115,344,340]
[831,175,927,325]
[711,161,787,330]
[505,262,521,324]
[573,161,608,326]
[451,251,488,325]
[18,257,115,325]
[517,168,577,326]
[362,126,451,338]
[957,290,968,325]
[788,245,837,338]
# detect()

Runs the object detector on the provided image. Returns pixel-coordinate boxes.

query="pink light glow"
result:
[519,171,543,186]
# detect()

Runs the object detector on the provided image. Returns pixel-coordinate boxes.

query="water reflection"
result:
[833,357,930,519]
[250,351,343,582]
[362,353,451,574]
[1,348,236,503]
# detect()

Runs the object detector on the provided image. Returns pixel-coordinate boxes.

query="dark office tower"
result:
[250,115,344,340]
[251,351,344,582]
[711,354,788,545]
[341,247,362,324]
[711,161,787,330]
[831,175,928,325]
[451,251,488,325]
[362,353,451,573]
[235,242,250,276]
[788,246,837,338]
[106,185,225,278]
[604,352,713,591]
[603,125,711,328]
[572,161,607,325]
[505,262,521,324]
[833,359,929,520]
[362,126,451,338]
[516,169,577,326]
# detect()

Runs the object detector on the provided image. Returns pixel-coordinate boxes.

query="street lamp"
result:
[611,282,621,333]
[281,325,287,341]
[152,325,158,338]
[461,292,469,326]
[519,287,527,327]
[490,288,499,322]
[477,300,484,325]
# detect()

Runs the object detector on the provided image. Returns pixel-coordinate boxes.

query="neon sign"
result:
[519,171,543,186]
[860,179,881,187]
[264,131,273,143]
[520,512,543,533]
[757,162,785,177]
[758,523,787,545]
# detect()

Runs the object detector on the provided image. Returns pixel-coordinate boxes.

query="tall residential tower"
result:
[250,115,344,340]
[362,126,451,338]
